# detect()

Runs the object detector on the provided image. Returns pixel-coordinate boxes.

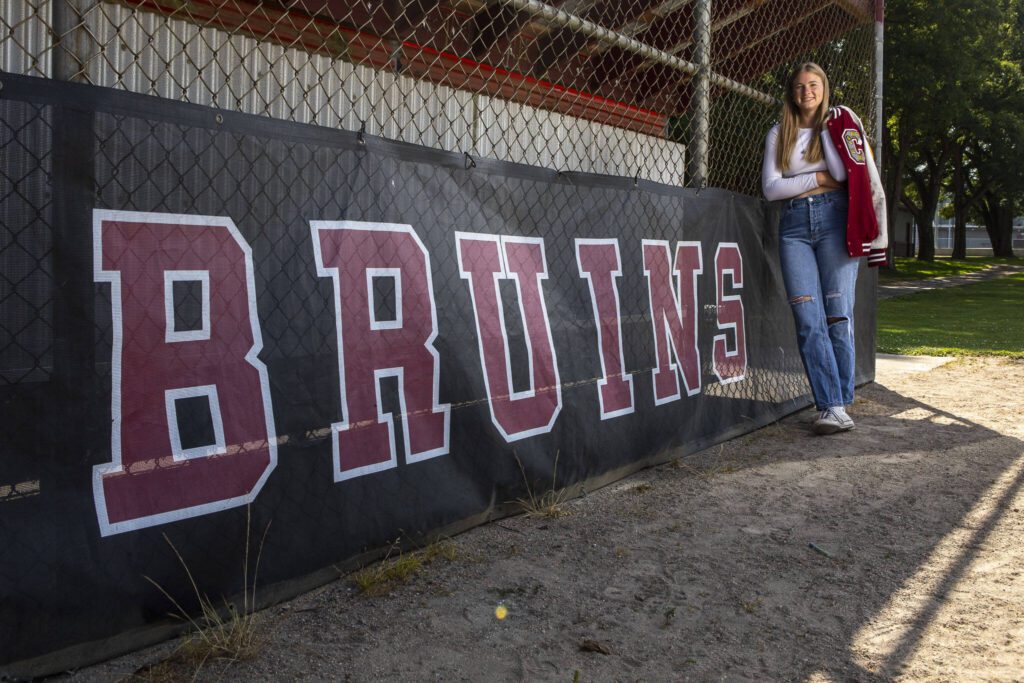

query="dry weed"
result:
[514,450,570,518]
[142,507,269,678]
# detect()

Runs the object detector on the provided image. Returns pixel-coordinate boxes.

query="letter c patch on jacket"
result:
[842,129,867,165]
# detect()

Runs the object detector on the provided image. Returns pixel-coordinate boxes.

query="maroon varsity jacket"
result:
[826,106,888,267]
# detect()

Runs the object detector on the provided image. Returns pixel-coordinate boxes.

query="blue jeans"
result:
[778,190,859,410]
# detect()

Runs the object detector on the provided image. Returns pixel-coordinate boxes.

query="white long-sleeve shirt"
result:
[761,125,848,201]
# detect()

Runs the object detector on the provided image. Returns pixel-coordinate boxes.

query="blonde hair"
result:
[776,62,830,172]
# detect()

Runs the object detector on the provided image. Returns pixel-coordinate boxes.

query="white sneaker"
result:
[813,406,854,435]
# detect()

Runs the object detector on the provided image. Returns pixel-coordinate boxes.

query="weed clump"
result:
[144,507,269,676]
[350,539,458,597]
[514,450,569,518]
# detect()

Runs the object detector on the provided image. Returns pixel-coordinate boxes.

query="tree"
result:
[968,0,1024,257]
[884,0,1013,261]
[946,0,1024,258]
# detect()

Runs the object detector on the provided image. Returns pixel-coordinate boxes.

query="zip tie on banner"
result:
[356,121,366,145]
[464,152,477,170]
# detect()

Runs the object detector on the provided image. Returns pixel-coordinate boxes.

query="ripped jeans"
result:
[778,190,859,410]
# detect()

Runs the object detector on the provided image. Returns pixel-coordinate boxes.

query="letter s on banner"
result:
[713,243,747,384]
[93,210,277,536]
[311,221,450,482]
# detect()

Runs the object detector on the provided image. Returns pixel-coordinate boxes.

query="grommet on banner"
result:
[696,179,707,196]
[464,152,476,170]
[357,121,366,145]
[214,113,223,124]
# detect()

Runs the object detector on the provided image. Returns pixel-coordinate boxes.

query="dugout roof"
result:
[132,0,876,135]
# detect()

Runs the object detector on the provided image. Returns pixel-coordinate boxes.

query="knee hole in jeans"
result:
[827,316,847,326]
[788,295,813,305]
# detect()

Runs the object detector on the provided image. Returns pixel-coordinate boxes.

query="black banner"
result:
[0,74,876,674]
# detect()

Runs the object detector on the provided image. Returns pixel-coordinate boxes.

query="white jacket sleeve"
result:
[762,126,819,201]
[820,131,848,182]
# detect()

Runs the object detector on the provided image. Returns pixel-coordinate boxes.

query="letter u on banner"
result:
[311,221,450,482]
[456,233,561,442]
[92,210,277,536]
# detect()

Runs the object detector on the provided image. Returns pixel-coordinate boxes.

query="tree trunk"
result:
[906,142,954,262]
[951,146,968,259]
[980,193,999,252]
[906,174,940,261]
[883,125,907,268]
[994,200,1016,258]
[980,193,1016,258]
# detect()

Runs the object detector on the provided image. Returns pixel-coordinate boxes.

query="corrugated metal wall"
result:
[1,0,53,78]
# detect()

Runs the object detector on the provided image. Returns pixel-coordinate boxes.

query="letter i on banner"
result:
[92,211,277,537]
[311,221,449,482]
[642,240,703,405]
[713,243,747,383]
[456,233,561,442]
[575,239,634,419]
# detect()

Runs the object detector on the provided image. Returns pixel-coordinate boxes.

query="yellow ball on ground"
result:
[495,604,508,620]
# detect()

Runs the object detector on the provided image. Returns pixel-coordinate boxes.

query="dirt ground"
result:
[68,356,1024,682]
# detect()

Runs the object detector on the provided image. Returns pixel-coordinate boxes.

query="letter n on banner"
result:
[93,211,276,536]
[642,240,703,405]
[713,243,747,383]
[456,233,560,442]
[575,239,634,419]
[311,221,450,482]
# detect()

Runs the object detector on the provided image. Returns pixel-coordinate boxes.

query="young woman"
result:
[762,62,884,435]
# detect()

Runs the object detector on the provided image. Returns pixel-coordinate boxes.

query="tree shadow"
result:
[660,374,1024,681]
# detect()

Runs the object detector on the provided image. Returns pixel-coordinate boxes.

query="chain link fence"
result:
[1,0,880,674]
[2,0,878,191]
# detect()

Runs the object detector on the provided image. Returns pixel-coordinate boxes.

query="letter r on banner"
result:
[575,239,634,419]
[92,210,277,536]
[312,221,450,482]
[456,233,561,442]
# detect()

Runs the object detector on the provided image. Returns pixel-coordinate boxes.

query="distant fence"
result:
[933,225,1024,253]
[1,1,880,675]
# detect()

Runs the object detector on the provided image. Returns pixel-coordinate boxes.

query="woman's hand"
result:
[815,171,844,190]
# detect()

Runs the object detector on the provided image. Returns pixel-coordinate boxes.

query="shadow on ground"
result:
[63,359,1024,682]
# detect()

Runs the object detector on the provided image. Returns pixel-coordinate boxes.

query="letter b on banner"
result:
[93,211,277,536]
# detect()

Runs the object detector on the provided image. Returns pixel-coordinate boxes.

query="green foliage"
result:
[350,539,459,596]
[877,273,1024,357]
[885,0,1024,258]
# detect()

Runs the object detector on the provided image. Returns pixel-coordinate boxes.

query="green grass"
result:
[877,273,1024,358]
[349,539,458,596]
[879,256,1021,282]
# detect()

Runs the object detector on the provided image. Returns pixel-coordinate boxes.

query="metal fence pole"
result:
[51,0,92,82]
[873,0,884,174]
[688,0,711,189]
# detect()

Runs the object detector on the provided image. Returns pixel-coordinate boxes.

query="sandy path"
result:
[70,356,1024,682]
